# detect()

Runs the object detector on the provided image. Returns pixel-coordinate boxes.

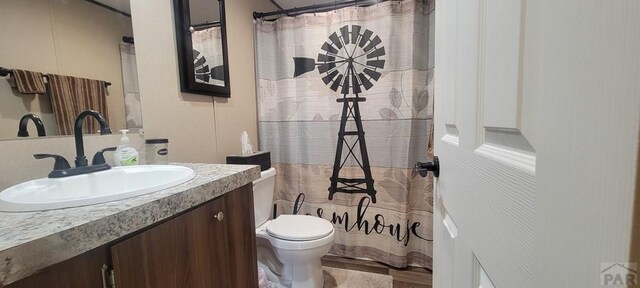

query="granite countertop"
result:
[0,163,260,286]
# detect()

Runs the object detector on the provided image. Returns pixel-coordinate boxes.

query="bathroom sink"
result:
[0,165,196,212]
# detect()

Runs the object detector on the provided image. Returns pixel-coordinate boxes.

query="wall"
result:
[0,0,274,188]
[632,133,640,267]
[130,0,217,163]
[214,0,276,162]
[0,134,145,190]
[0,0,132,138]
[131,0,275,163]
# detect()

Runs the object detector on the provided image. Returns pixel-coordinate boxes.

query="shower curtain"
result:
[255,0,435,268]
[119,43,142,130]
[191,27,225,85]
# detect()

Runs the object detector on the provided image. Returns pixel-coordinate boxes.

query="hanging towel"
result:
[47,74,109,135]
[11,69,46,94]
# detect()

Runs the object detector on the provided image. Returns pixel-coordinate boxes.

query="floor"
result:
[323,267,393,288]
[321,255,432,288]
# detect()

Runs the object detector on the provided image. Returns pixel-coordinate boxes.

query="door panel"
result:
[434,0,534,287]
[528,1,640,287]
[434,0,640,287]
[480,0,523,130]
[432,200,455,288]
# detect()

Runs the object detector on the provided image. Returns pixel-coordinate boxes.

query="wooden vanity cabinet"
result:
[111,192,231,287]
[5,184,258,288]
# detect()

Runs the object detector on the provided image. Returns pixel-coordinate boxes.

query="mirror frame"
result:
[173,0,231,97]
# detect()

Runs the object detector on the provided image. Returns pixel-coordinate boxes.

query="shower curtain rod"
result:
[253,0,386,19]
[192,21,221,31]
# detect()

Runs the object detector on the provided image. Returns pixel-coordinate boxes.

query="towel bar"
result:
[0,67,111,87]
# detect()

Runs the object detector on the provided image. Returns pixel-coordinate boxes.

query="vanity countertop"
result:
[0,163,260,286]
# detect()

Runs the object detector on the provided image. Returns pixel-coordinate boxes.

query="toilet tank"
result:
[252,167,276,228]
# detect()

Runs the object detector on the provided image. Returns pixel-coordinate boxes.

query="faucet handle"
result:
[91,147,117,166]
[34,154,71,170]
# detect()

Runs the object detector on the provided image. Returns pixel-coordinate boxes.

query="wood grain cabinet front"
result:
[4,184,258,288]
[111,195,230,288]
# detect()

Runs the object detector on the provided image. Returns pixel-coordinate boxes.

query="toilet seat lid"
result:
[266,215,334,241]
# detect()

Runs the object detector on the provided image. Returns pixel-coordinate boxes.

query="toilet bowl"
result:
[253,168,335,288]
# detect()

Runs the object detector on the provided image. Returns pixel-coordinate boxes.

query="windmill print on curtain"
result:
[192,27,225,85]
[255,0,435,268]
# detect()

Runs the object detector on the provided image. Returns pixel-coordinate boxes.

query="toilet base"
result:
[259,255,325,288]
[257,237,328,288]
[288,259,324,288]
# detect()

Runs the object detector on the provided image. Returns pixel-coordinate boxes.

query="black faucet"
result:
[35,110,113,178]
[74,110,112,167]
[17,114,46,137]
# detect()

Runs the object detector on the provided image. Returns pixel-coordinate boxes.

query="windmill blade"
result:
[363,35,382,52]
[366,59,385,69]
[194,55,206,67]
[340,26,350,44]
[366,47,386,59]
[330,74,344,92]
[351,25,362,45]
[323,70,339,84]
[195,65,209,74]
[363,68,381,81]
[293,57,317,77]
[193,49,200,58]
[195,73,210,83]
[321,42,339,54]
[318,62,336,74]
[358,30,373,48]
[210,65,225,81]
[328,32,343,49]
[317,54,336,62]
[358,73,374,90]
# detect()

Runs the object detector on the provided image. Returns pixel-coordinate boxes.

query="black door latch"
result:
[416,156,440,177]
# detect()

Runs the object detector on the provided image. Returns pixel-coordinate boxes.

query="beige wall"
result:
[214,0,276,162]
[0,134,145,190]
[0,0,274,188]
[0,0,132,138]
[131,0,275,164]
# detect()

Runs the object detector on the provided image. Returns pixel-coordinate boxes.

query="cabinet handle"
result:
[213,211,224,222]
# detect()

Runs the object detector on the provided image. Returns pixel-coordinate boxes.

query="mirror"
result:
[0,0,141,139]
[174,0,231,97]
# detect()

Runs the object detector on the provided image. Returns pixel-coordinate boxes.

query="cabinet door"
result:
[4,247,109,288]
[111,198,230,288]
[224,184,259,287]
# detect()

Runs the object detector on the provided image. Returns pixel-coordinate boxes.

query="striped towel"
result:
[11,69,46,94]
[47,74,108,135]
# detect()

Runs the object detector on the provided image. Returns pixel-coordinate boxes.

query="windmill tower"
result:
[293,25,385,203]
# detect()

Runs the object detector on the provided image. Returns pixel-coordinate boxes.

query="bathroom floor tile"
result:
[323,267,393,288]
[322,255,432,287]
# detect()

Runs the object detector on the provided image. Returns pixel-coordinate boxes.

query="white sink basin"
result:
[0,165,196,212]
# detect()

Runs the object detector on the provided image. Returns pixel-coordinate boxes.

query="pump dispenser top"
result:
[120,129,130,144]
[114,129,138,166]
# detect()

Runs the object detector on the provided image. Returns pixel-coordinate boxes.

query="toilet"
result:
[253,168,335,288]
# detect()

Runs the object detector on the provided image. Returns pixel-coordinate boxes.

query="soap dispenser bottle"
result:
[114,129,139,166]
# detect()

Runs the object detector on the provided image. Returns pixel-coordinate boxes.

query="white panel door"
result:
[432,0,640,287]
